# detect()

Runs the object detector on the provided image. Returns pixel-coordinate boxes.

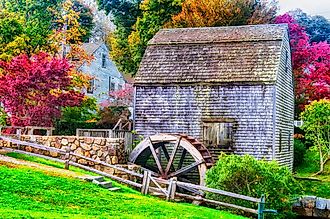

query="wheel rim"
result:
[129,134,213,185]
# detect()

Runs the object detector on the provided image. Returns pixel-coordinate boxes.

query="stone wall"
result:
[0,135,140,178]
[294,196,330,218]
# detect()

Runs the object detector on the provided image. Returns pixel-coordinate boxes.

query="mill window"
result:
[279,129,282,152]
[202,122,233,147]
[288,131,292,151]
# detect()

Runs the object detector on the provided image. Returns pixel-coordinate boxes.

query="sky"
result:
[278,0,330,18]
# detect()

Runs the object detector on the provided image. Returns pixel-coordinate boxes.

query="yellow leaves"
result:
[167,0,278,28]
[69,69,92,90]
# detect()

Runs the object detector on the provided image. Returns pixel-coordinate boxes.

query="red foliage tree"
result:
[275,14,330,114]
[0,53,84,127]
[100,84,134,108]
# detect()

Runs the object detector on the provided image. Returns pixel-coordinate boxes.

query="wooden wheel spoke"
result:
[165,137,182,175]
[178,149,187,170]
[167,160,203,178]
[148,137,164,175]
[161,145,176,173]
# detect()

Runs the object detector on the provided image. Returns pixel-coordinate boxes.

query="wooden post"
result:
[141,170,151,195]
[257,194,265,219]
[166,177,177,201]
[64,146,71,170]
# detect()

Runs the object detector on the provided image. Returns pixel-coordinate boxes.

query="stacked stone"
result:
[293,196,330,218]
[0,136,129,175]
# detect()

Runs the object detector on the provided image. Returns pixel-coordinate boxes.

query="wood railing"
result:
[0,135,276,219]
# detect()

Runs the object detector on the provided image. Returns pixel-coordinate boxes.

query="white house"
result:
[78,43,126,103]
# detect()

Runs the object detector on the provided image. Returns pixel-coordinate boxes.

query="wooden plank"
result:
[161,145,176,173]
[177,149,187,170]
[148,137,164,175]
[175,193,258,214]
[72,153,143,178]
[176,181,261,203]
[167,177,177,201]
[168,160,203,178]
[150,176,168,196]
[69,161,142,188]
[165,137,181,175]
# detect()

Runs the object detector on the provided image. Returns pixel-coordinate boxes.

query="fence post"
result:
[141,170,151,195]
[64,146,71,170]
[166,177,177,201]
[258,194,266,219]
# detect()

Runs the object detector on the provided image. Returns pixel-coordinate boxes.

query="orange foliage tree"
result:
[166,0,278,28]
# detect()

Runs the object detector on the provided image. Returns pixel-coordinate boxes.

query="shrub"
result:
[0,107,7,126]
[294,139,307,169]
[206,154,303,219]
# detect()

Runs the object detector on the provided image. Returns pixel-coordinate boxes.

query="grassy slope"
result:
[295,151,330,198]
[0,155,246,219]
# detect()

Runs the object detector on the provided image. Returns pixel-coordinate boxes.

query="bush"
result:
[206,154,303,219]
[294,139,307,169]
[0,107,7,126]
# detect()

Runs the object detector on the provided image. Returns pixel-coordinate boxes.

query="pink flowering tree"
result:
[0,53,84,127]
[275,14,330,114]
[100,84,134,108]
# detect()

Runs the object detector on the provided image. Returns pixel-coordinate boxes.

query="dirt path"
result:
[0,150,91,179]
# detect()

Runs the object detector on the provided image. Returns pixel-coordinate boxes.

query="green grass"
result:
[294,149,330,198]
[0,158,246,218]
[5,152,90,175]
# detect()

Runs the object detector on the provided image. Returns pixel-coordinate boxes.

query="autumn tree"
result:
[52,0,94,89]
[276,14,330,115]
[290,9,330,43]
[0,53,84,127]
[126,0,184,75]
[301,100,330,175]
[0,0,94,60]
[97,0,142,75]
[167,0,278,28]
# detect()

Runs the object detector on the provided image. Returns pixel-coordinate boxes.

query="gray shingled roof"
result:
[135,24,288,84]
[82,42,103,55]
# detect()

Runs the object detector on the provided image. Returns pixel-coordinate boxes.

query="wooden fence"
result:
[76,129,135,153]
[0,135,276,219]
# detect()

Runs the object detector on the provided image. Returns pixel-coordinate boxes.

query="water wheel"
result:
[129,133,214,186]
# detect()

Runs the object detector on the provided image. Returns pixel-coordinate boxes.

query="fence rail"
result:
[0,135,274,219]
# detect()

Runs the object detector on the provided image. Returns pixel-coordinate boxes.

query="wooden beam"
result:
[161,145,176,173]
[175,193,258,214]
[165,137,181,175]
[177,149,187,170]
[148,137,164,175]
[168,160,203,178]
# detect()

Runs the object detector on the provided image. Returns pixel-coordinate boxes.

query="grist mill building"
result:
[133,24,294,169]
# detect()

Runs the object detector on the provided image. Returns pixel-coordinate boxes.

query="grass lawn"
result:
[295,150,330,198]
[0,154,247,219]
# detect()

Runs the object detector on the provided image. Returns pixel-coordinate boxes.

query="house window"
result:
[109,77,115,92]
[202,122,233,147]
[102,53,106,68]
[87,79,95,94]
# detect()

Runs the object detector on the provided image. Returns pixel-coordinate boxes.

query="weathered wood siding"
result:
[274,32,294,169]
[134,85,275,161]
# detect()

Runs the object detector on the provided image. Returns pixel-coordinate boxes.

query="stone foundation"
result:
[0,135,141,180]
[293,196,330,218]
